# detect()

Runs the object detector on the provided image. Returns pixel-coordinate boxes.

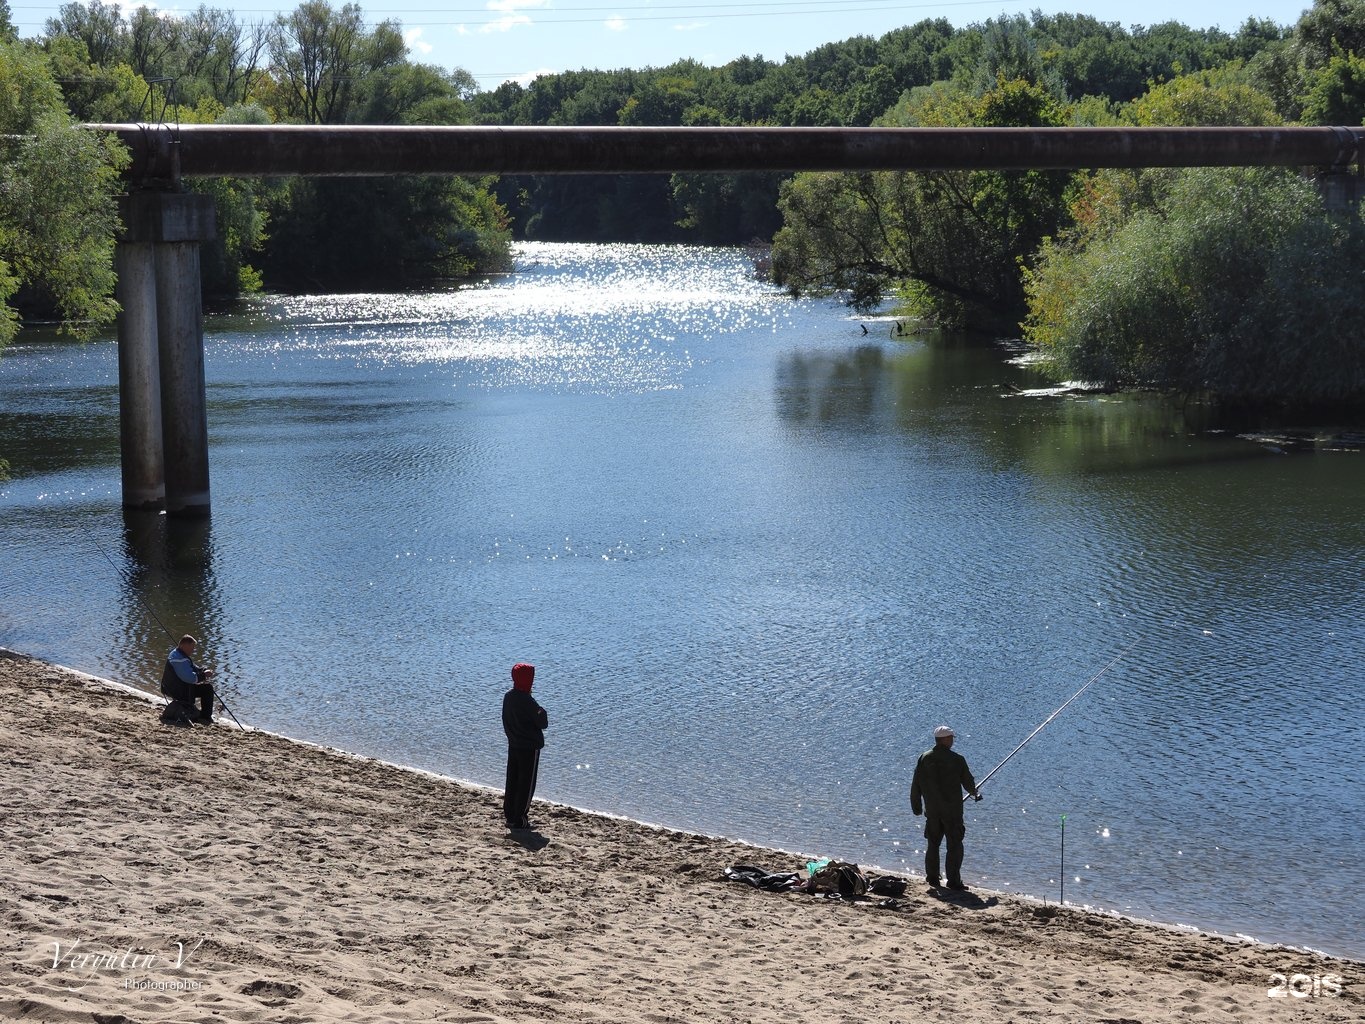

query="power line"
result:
[12,0,1014,33]
[12,0,995,14]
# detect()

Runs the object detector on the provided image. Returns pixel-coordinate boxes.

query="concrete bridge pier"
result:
[116,191,216,517]
[1318,170,1365,214]
[115,240,164,510]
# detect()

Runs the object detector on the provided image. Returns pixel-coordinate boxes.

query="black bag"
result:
[868,875,908,897]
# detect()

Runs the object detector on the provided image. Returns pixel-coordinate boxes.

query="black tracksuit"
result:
[502,687,547,829]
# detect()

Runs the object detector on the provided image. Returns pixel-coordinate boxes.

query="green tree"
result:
[1247,37,1310,121]
[40,30,154,122]
[188,103,277,297]
[260,174,510,289]
[360,61,471,124]
[671,171,784,243]
[1296,0,1365,66]
[45,0,123,66]
[41,3,269,110]
[266,1,403,124]
[1130,63,1283,125]
[1024,167,1365,408]
[1033,17,1146,102]
[772,78,1075,329]
[0,38,127,345]
[967,15,1066,98]
[257,1,509,288]
[124,4,183,82]
[174,6,270,107]
[1301,50,1365,123]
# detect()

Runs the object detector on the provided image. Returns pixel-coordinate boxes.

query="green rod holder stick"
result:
[1060,814,1067,905]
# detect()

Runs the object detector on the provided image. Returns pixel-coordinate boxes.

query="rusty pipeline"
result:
[84,123,1365,184]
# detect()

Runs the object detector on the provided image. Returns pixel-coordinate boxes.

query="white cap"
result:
[933,725,955,738]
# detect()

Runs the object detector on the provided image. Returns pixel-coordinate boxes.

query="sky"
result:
[9,0,1318,90]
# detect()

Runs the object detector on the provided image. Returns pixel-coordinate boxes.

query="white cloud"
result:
[455,24,471,36]
[672,21,707,33]
[512,67,558,87]
[482,15,532,33]
[479,0,549,34]
[404,27,434,55]
[127,1,185,21]
[487,0,550,12]
[605,17,626,32]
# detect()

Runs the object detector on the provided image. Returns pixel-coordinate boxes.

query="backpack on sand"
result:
[808,860,868,898]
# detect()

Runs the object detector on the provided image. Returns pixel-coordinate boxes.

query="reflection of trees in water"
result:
[774,344,888,427]
[775,333,1035,436]
[0,396,119,477]
[774,331,1253,476]
[115,510,226,692]
[770,333,1365,602]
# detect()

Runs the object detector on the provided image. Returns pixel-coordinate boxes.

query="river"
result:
[1,242,1362,959]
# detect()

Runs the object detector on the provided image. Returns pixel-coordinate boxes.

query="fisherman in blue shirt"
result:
[160,634,216,724]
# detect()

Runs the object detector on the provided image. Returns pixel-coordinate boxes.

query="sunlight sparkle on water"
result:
[228,242,787,394]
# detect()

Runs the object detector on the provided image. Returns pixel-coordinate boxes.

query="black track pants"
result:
[503,747,541,828]
[924,813,966,885]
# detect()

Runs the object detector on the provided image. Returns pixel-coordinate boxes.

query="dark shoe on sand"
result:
[947,880,969,891]
[926,877,941,887]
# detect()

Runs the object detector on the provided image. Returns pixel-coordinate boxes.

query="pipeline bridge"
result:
[87,123,1365,515]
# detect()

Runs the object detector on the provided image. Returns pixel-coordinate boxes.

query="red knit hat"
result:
[511,663,535,692]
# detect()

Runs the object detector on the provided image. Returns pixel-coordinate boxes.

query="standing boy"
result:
[502,662,548,831]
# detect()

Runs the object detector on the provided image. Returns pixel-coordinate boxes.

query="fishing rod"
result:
[965,639,1139,802]
[74,517,246,730]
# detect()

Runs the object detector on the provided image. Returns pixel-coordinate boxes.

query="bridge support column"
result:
[116,191,217,517]
[115,241,164,510]
[1317,170,1365,214]
[156,235,211,516]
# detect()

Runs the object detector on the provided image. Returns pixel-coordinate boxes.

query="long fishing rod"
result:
[74,518,246,729]
[965,639,1139,802]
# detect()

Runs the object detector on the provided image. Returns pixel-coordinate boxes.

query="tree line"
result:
[2,0,1363,407]
[1,0,511,346]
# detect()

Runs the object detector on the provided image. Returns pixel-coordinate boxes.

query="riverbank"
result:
[1,647,1358,1023]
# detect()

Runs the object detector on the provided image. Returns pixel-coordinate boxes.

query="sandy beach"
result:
[1,647,1358,1024]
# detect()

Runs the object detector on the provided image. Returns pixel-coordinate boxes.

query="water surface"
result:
[2,242,1361,958]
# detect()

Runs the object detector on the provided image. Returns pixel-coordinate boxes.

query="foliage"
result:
[771,78,1076,329]
[1296,0,1365,68]
[265,1,404,124]
[1129,63,1283,126]
[260,174,510,290]
[31,0,512,297]
[1301,50,1365,124]
[1023,167,1365,407]
[0,38,126,344]
[8,0,1361,409]
[43,2,267,110]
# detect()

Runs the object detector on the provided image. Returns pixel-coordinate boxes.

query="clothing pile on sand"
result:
[723,861,909,903]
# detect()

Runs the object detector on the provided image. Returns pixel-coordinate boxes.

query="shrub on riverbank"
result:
[1023,166,1365,410]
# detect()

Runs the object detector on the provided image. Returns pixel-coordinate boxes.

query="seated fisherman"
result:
[160,634,216,724]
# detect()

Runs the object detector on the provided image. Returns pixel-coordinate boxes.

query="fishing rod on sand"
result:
[964,639,1139,803]
[74,518,246,730]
